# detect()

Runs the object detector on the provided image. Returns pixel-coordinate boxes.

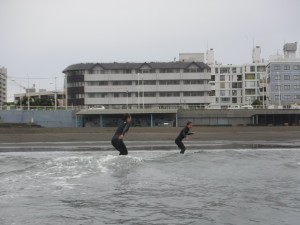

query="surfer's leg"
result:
[118,140,128,155]
[111,139,119,151]
[175,139,186,154]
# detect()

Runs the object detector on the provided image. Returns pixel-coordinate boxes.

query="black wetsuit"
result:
[175,126,193,154]
[111,121,131,155]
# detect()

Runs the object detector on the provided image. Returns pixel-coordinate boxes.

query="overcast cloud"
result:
[1,0,300,101]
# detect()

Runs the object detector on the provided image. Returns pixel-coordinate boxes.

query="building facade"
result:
[63,62,212,109]
[208,47,268,108]
[0,66,7,106]
[209,64,243,108]
[267,42,300,106]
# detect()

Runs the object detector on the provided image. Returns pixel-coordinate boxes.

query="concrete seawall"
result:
[1,126,299,143]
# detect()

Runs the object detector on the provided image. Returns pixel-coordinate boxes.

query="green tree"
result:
[252,99,262,106]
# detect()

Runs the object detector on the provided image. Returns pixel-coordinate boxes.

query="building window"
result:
[220,90,225,96]
[220,75,225,81]
[183,80,204,85]
[159,80,180,85]
[284,85,290,90]
[284,95,291,99]
[275,95,281,100]
[123,69,132,74]
[183,68,202,73]
[144,80,156,85]
[275,85,281,90]
[274,65,281,70]
[284,65,290,70]
[232,90,237,96]
[112,81,132,86]
[144,92,156,97]
[159,92,180,97]
[294,65,300,70]
[294,85,300,90]
[284,75,290,80]
[257,66,266,72]
[294,75,300,80]
[221,98,230,102]
[232,67,237,73]
[220,68,230,73]
[275,74,281,80]
[183,91,205,96]
[250,66,255,72]
[232,97,237,103]
[215,68,219,73]
[86,81,108,86]
[294,95,300,99]
[245,89,255,95]
[211,75,215,81]
[245,81,256,88]
[220,82,225,88]
[245,74,255,80]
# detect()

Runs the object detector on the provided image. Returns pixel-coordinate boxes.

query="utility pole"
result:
[54,76,57,110]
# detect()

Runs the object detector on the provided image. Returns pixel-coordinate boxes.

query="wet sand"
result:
[0,126,299,143]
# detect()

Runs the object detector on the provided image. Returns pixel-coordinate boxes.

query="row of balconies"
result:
[85,84,211,93]
[85,72,211,81]
[85,96,212,105]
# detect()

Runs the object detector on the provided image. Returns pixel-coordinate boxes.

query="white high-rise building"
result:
[208,47,268,108]
[0,66,7,106]
[209,64,243,108]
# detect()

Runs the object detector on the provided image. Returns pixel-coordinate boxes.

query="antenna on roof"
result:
[206,40,208,52]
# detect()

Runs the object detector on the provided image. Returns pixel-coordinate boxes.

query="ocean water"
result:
[0,148,300,225]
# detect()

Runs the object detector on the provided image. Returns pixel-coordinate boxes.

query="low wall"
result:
[0,110,77,128]
[178,109,300,126]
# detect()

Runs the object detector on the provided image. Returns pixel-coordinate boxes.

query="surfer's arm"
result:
[187,132,194,135]
[122,123,131,135]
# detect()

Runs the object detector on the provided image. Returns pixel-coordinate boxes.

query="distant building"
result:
[14,87,65,108]
[63,60,212,109]
[209,64,243,108]
[266,42,300,106]
[0,66,7,106]
[179,53,205,62]
[208,47,268,108]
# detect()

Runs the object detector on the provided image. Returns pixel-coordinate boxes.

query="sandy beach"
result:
[0,126,299,143]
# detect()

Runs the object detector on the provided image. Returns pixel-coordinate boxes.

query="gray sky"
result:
[1,0,300,101]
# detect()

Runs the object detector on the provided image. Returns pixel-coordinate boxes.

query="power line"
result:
[7,75,64,80]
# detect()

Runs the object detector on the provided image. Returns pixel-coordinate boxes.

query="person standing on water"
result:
[175,121,194,154]
[111,113,132,155]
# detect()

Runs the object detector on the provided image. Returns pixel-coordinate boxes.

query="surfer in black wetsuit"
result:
[111,113,132,155]
[175,121,194,154]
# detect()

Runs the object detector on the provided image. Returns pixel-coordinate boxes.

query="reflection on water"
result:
[0,149,300,225]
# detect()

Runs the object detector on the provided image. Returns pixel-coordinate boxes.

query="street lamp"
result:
[126,90,128,109]
[142,77,145,110]
[137,73,140,109]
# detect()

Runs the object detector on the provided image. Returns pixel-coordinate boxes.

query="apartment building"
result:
[209,64,243,108]
[208,47,267,108]
[0,66,7,106]
[63,60,211,109]
[243,61,268,105]
[267,42,300,106]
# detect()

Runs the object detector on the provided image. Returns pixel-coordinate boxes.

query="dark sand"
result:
[0,126,299,143]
